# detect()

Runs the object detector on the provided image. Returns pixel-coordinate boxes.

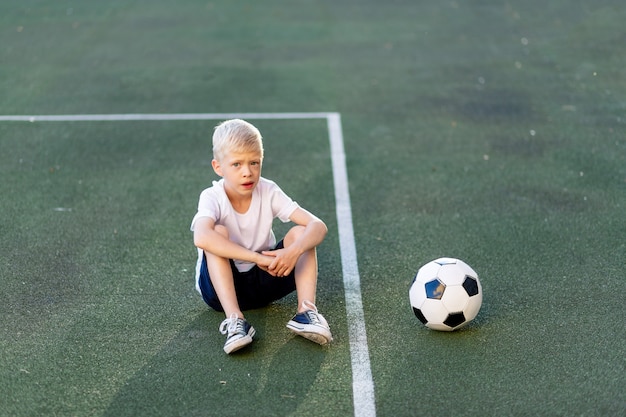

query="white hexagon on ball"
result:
[409,257,483,331]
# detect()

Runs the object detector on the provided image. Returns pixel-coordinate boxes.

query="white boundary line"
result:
[326,114,376,417]
[1,112,376,417]
[0,113,332,122]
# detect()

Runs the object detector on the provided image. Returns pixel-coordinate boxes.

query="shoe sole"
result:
[286,322,332,345]
[224,327,256,354]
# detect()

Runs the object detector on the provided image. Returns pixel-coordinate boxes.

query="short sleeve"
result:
[268,180,299,222]
[190,182,222,231]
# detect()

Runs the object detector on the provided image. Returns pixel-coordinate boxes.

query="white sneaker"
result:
[286,301,333,345]
[219,314,255,354]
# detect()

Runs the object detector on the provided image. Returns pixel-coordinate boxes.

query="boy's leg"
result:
[283,225,318,313]
[203,225,255,354]
[204,225,244,319]
[283,226,333,345]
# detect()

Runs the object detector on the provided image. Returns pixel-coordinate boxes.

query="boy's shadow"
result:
[103,306,327,417]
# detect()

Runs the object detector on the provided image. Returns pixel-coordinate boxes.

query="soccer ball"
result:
[409,257,482,331]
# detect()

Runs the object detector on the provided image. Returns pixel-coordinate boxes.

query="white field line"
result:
[0,112,331,122]
[326,113,376,417]
[0,112,377,417]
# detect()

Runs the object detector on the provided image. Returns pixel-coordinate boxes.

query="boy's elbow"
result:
[318,219,328,237]
[193,232,206,249]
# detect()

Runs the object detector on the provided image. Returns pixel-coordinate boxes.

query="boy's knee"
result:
[284,225,306,246]
[214,224,229,238]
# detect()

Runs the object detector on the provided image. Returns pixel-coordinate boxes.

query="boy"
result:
[191,119,333,354]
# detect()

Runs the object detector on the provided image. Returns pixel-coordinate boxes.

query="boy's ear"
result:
[211,159,223,176]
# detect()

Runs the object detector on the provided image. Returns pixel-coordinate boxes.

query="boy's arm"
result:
[193,217,272,267]
[262,207,328,276]
[287,207,328,252]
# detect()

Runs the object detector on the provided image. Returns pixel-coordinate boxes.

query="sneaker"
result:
[219,314,255,354]
[286,300,333,345]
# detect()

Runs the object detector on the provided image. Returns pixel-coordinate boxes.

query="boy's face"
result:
[212,150,262,198]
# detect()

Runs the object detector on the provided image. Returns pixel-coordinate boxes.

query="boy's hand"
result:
[255,253,279,276]
[261,247,298,277]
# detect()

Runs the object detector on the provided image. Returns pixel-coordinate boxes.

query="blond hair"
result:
[212,119,264,162]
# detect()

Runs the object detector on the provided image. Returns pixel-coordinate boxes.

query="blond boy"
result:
[191,119,332,354]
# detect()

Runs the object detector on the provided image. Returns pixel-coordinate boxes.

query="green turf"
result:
[1,1,625,416]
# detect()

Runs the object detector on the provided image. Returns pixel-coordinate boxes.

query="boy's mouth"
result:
[242,181,255,189]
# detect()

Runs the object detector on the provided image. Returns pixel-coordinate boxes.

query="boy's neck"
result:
[226,190,252,214]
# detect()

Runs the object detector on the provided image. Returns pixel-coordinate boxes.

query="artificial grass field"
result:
[1,1,624,416]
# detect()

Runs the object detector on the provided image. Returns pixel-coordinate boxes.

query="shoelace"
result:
[219,313,243,336]
[301,300,322,325]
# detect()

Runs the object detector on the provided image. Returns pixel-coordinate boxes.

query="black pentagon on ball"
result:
[462,276,479,296]
[443,312,466,328]
[412,307,428,324]
[425,279,445,300]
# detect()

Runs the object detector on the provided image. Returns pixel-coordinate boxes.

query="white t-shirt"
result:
[191,177,299,283]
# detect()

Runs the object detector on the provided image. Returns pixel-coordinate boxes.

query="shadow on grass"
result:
[102,309,328,417]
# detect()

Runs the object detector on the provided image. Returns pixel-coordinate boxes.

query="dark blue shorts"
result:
[198,240,296,311]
